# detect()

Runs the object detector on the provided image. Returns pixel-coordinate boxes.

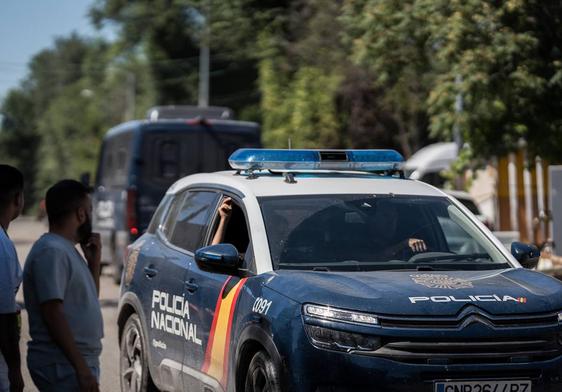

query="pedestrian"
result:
[0,165,25,392]
[23,180,103,392]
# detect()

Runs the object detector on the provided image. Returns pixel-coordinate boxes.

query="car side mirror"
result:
[511,241,540,269]
[195,244,241,273]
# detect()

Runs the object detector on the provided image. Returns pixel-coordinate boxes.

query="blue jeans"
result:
[29,362,100,392]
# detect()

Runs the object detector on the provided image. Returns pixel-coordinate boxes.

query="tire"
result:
[113,263,123,285]
[244,351,281,392]
[112,243,122,285]
[120,314,157,392]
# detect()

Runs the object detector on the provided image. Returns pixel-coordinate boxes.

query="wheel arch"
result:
[118,291,162,388]
[234,324,285,392]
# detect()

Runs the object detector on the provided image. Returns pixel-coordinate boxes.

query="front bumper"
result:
[280,316,562,392]
[288,343,562,391]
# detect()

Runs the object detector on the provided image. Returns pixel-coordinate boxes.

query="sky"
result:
[0,0,115,101]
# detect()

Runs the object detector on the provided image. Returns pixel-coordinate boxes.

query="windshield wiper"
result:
[410,253,492,263]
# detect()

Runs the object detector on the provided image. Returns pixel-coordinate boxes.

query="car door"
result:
[182,193,252,391]
[140,190,189,391]
[152,190,222,390]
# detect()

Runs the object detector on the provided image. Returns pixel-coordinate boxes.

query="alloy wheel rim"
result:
[249,365,270,392]
[121,324,143,392]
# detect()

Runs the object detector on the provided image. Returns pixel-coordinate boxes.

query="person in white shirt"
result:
[0,165,25,392]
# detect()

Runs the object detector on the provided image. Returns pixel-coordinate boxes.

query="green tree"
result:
[0,90,40,205]
[1,34,155,206]
[90,0,262,115]
[343,0,562,162]
[425,0,562,162]
[342,0,434,157]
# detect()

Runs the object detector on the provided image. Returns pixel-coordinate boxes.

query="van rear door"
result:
[93,130,135,266]
[137,121,260,233]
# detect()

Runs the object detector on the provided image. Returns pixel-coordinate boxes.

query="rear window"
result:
[140,124,260,189]
[97,132,134,188]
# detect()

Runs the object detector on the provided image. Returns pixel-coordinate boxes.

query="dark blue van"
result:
[92,107,260,282]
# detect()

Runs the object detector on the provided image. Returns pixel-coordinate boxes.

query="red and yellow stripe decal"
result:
[201,277,247,386]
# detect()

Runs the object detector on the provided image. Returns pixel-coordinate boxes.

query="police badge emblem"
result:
[410,274,473,289]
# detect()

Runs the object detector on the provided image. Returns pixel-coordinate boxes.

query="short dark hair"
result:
[0,165,24,210]
[45,180,91,226]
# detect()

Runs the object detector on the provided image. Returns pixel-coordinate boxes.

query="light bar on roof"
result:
[228,149,404,172]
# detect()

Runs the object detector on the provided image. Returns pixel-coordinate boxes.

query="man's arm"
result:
[211,198,232,245]
[81,233,101,296]
[40,300,98,392]
[0,313,23,392]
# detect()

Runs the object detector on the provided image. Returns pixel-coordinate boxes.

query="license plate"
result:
[434,380,531,392]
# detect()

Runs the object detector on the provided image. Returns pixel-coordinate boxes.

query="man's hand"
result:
[77,369,99,392]
[218,197,233,221]
[8,368,24,392]
[80,233,101,266]
[408,238,427,253]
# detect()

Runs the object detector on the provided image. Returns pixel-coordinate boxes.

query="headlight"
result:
[303,304,379,326]
[304,325,382,353]
[558,312,562,323]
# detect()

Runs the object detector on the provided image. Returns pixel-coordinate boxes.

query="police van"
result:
[92,106,260,282]
[118,149,562,392]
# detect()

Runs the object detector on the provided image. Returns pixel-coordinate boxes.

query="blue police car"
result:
[118,149,562,392]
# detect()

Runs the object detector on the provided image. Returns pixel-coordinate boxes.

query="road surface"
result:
[11,217,121,392]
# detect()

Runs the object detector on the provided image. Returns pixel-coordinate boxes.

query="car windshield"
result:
[259,194,510,272]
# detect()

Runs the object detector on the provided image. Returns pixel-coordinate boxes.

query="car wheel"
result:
[120,314,156,392]
[112,244,123,284]
[113,263,123,285]
[244,350,281,392]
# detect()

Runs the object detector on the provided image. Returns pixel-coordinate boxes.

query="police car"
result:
[118,149,562,392]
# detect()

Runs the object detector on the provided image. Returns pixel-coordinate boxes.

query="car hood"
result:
[263,268,562,316]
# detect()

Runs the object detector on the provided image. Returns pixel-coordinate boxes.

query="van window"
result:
[200,130,258,172]
[168,191,220,252]
[159,141,180,179]
[141,132,199,187]
[97,132,134,188]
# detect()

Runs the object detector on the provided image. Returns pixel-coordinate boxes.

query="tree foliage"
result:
[2,0,561,211]
[343,0,562,162]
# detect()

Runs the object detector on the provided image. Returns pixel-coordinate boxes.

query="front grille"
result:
[366,335,562,365]
[379,312,559,330]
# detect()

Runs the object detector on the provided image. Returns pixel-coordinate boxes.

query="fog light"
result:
[305,325,381,353]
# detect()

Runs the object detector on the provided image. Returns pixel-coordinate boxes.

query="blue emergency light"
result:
[228,149,404,172]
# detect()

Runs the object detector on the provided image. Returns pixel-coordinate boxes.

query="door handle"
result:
[184,279,199,294]
[144,266,158,278]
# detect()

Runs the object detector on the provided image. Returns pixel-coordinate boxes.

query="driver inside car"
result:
[366,202,428,259]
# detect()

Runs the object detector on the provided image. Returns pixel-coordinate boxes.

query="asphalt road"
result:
[11,217,121,392]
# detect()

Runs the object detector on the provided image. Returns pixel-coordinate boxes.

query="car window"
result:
[259,194,508,271]
[168,191,220,252]
[147,195,172,234]
[209,197,250,253]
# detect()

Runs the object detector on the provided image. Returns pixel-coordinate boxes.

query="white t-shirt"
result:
[0,226,21,392]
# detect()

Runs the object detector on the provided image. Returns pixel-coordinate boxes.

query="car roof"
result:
[104,118,260,139]
[167,170,447,198]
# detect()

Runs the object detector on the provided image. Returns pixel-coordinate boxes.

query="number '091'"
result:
[252,297,272,315]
